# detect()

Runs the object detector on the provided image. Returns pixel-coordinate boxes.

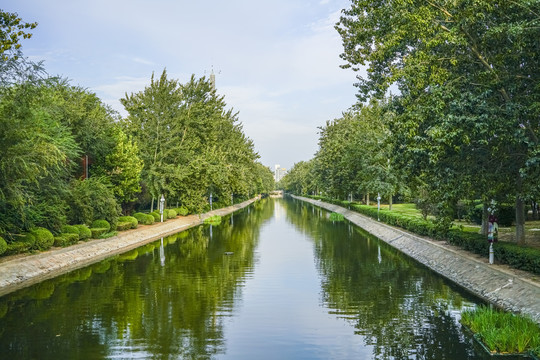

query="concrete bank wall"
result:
[292,195,540,325]
[0,198,259,297]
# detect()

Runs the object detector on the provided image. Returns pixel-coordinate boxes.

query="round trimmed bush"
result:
[118,216,138,229]
[91,220,110,232]
[90,228,108,238]
[54,234,79,247]
[61,225,80,237]
[167,209,177,219]
[30,227,54,250]
[133,212,154,225]
[0,236,7,255]
[150,212,161,222]
[116,222,132,231]
[75,225,92,241]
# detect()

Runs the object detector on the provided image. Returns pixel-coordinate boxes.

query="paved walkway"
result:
[0,198,258,297]
[293,195,540,325]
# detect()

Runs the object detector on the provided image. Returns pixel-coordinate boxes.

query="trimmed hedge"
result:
[30,227,54,251]
[118,216,138,229]
[0,236,6,255]
[167,209,177,219]
[75,225,92,241]
[61,225,80,238]
[90,228,108,238]
[54,233,79,247]
[306,195,540,275]
[150,212,161,222]
[91,220,111,232]
[175,207,189,216]
[5,241,31,255]
[116,222,132,231]
[133,212,154,225]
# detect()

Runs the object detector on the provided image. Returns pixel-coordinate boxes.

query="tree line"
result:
[0,10,274,242]
[280,0,540,243]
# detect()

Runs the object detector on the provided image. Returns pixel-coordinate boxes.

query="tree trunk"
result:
[389,194,393,211]
[532,201,538,220]
[151,195,155,213]
[516,197,526,244]
[366,193,370,206]
[481,203,489,236]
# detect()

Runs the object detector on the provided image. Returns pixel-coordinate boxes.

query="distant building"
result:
[274,164,287,183]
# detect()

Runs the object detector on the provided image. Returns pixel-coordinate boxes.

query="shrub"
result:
[90,228,108,238]
[118,216,138,229]
[0,236,7,255]
[68,178,121,230]
[18,233,37,249]
[91,220,111,232]
[74,225,92,241]
[30,227,54,251]
[116,222,132,231]
[5,241,32,255]
[61,225,80,238]
[133,212,154,225]
[176,207,189,216]
[150,211,162,222]
[167,209,177,219]
[54,233,79,247]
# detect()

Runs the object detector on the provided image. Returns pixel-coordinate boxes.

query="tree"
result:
[104,129,143,212]
[0,80,79,235]
[0,10,37,61]
[337,0,540,241]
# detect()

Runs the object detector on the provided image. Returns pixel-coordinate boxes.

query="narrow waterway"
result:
[0,198,521,359]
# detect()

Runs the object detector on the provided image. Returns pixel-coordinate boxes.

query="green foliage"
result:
[61,225,80,237]
[122,70,261,215]
[175,207,189,216]
[461,306,540,354]
[309,195,540,274]
[133,212,154,225]
[74,225,91,241]
[337,0,540,242]
[104,129,143,208]
[118,215,138,229]
[150,211,161,222]
[0,10,38,61]
[68,178,120,230]
[5,241,31,255]
[166,209,177,219]
[90,228,108,239]
[116,222,132,231]
[91,220,110,232]
[29,227,54,251]
[54,233,79,247]
[0,236,6,255]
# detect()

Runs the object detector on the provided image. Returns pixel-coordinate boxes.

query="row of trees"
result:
[0,10,274,239]
[281,0,540,243]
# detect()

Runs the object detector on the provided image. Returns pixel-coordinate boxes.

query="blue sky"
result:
[6,0,361,170]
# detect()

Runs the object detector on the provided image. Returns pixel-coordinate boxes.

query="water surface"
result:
[0,198,515,359]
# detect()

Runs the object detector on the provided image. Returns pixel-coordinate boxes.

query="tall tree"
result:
[337,0,540,241]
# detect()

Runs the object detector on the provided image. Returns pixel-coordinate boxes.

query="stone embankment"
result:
[0,198,258,297]
[293,195,540,325]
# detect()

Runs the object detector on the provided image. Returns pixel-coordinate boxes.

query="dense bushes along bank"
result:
[0,201,240,258]
[304,195,540,276]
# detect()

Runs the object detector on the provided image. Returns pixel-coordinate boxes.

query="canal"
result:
[0,198,516,359]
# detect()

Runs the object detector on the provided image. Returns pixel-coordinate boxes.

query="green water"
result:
[0,198,523,359]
